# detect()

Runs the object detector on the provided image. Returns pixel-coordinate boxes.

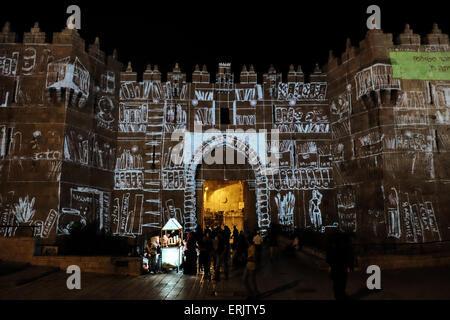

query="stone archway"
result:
[183,134,271,235]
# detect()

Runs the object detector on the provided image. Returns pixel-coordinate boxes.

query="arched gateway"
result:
[182,133,271,235]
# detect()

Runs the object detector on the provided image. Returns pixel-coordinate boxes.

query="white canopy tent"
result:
[162,218,183,231]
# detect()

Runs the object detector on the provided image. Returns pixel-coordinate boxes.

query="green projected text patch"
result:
[390,52,450,80]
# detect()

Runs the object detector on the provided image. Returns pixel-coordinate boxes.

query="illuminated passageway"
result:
[201,180,246,232]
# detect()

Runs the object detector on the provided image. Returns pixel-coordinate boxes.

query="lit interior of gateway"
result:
[202,181,245,232]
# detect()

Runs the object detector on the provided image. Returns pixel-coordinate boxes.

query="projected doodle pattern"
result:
[273,106,329,134]
[275,192,295,231]
[355,63,401,100]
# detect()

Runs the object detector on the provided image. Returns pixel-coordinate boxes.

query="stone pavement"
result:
[1,250,450,300]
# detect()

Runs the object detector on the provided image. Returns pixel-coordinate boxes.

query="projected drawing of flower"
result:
[12,196,36,223]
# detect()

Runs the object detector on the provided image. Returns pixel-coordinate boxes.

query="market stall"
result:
[161,218,183,272]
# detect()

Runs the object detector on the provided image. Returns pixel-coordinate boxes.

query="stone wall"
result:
[0,23,122,243]
[0,237,140,275]
[1,21,449,248]
[326,25,450,245]
[0,237,35,263]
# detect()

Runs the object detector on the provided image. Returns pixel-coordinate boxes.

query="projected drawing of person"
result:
[309,189,323,229]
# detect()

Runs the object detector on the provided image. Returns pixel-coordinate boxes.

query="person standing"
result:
[231,226,239,266]
[199,231,212,278]
[213,230,225,281]
[253,230,263,265]
[149,237,158,274]
[243,237,259,299]
[326,231,354,300]
[145,239,152,258]
[268,225,278,263]
[238,231,248,267]
[184,233,197,275]
[232,226,239,250]
[154,236,162,273]
[211,228,219,270]
[222,226,231,279]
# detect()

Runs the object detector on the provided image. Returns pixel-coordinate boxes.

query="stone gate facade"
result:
[0,22,449,246]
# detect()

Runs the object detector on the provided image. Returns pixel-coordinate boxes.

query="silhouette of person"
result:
[325,230,354,300]
[243,237,259,299]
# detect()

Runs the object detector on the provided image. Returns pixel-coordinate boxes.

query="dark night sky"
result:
[1,1,448,80]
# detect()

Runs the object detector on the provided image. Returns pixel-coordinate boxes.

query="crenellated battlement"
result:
[1,21,447,87]
[120,61,326,85]
[0,22,120,67]
[326,24,449,73]
[0,21,335,84]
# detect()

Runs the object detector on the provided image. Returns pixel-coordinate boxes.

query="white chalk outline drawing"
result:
[162,199,183,227]
[194,88,214,101]
[63,130,115,171]
[337,188,357,233]
[266,141,332,190]
[46,57,90,104]
[386,187,441,242]
[111,193,144,238]
[1,127,63,181]
[235,87,259,101]
[276,82,327,101]
[355,63,401,100]
[118,102,148,133]
[114,147,144,190]
[274,105,329,133]
[119,80,187,101]
[330,87,352,140]
[384,130,433,152]
[309,189,323,229]
[194,107,215,126]
[275,192,295,231]
[95,96,115,131]
[161,170,185,190]
[58,187,111,235]
[164,102,186,133]
[0,52,19,76]
[0,192,57,238]
[22,48,37,75]
[11,196,35,224]
[100,71,115,94]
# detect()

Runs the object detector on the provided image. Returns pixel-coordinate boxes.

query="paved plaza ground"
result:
[1,249,450,300]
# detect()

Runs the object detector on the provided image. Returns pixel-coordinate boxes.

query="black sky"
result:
[1,1,448,80]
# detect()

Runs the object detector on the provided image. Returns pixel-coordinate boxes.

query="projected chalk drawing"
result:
[46,57,90,101]
[355,64,401,99]
[114,147,144,190]
[309,189,323,228]
[0,193,58,238]
[275,192,295,231]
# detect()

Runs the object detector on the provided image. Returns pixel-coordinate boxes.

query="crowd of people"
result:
[142,236,163,274]
[181,224,283,298]
[142,224,354,300]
